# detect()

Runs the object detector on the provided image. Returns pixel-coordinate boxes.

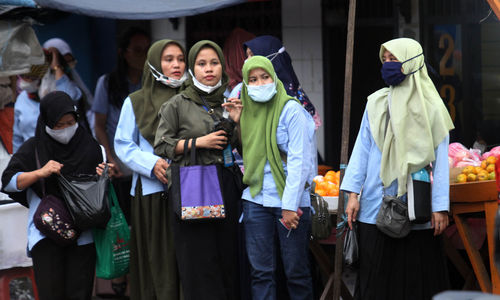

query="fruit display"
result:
[455,153,497,183]
[313,170,340,197]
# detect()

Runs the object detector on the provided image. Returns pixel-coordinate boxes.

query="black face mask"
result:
[380,53,424,86]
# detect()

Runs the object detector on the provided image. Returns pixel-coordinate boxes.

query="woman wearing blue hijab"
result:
[243,35,321,129]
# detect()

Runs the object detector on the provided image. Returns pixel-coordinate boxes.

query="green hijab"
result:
[130,39,186,146]
[180,40,228,107]
[366,38,454,196]
[240,56,298,198]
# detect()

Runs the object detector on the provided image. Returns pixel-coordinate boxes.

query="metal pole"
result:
[332,0,356,299]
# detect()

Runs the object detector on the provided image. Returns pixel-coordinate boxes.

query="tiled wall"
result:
[282,0,325,158]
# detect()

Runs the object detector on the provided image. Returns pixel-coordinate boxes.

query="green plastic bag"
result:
[93,184,130,279]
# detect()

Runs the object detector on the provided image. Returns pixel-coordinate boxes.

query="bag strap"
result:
[199,95,219,123]
[382,94,391,197]
[183,138,198,165]
[35,147,46,196]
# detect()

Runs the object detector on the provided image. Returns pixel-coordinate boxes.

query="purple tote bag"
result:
[169,138,225,220]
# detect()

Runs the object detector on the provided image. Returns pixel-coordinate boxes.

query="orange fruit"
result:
[486,156,497,165]
[330,187,339,197]
[313,175,325,184]
[481,160,488,170]
[316,188,327,196]
[473,166,483,175]
[462,166,474,175]
[325,181,338,196]
[324,173,335,183]
[325,170,336,177]
[456,174,467,183]
[467,173,477,182]
[477,172,488,181]
[486,164,496,173]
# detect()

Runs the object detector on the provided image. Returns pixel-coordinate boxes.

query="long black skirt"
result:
[357,222,450,300]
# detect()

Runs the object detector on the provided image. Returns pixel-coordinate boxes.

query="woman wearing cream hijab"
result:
[341,38,454,299]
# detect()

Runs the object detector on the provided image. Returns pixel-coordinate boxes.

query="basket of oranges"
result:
[312,170,340,212]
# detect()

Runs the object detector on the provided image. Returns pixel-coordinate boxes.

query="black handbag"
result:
[376,194,411,238]
[343,221,358,267]
[58,165,110,231]
[310,192,332,240]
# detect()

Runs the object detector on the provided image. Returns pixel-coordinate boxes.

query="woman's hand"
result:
[346,192,360,230]
[37,160,64,178]
[153,158,169,184]
[282,209,300,229]
[197,130,228,150]
[96,162,115,177]
[431,211,449,236]
[107,156,123,178]
[221,98,243,124]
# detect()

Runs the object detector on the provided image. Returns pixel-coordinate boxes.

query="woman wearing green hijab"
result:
[341,38,454,299]
[223,55,316,299]
[114,39,187,299]
[154,40,243,300]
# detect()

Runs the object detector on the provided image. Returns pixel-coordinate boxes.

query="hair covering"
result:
[42,38,94,105]
[129,39,186,146]
[181,40,228,107]
[366,38,454,197]
[1,91,102,206]
[244,36,318,121]
[240,56,298,198]
[223,28,256,91]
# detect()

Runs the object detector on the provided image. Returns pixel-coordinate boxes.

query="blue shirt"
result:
[114,97,164,196]
[13,75,82,153]
[242,100,316,211]
[4,173,93,252]
[340,108,450,227]
[91,74,141,146]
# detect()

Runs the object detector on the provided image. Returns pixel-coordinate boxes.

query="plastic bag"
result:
[343,222,358,267]
[310,192,333,240]
[94,184,130,279]
[57,166,110,230]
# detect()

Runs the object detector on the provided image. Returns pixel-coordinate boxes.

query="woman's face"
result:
[124,34,150,71]
[248,68,273,86]
[161,44,186,80]
[246,47,254,58]
[193,47,222,86]
[53,113,76,130]
[382,50,399,63]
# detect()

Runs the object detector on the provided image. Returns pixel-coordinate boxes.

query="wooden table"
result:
[450,180,500,293]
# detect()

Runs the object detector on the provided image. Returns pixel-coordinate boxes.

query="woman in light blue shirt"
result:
[223,55,316,300]
[341,38,454,300]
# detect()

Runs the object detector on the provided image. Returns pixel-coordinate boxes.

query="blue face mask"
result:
[380,53,424,86]
[245,82,277,103]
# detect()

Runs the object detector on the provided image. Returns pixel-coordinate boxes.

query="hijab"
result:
[240,56,298,198]
[366,38,454,197]
[181,40,229,108]
[244,35,317,117]
[223,28,256,91]
[1,91,102,206]
[129,39,186,146]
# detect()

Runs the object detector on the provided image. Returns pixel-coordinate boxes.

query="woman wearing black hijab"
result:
[2,91,104,300]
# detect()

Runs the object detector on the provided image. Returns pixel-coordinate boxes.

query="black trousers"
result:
[31,238,96,300]
[171,166,241,300]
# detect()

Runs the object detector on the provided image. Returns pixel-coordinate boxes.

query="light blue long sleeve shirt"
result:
[114,97,164,196]
[4,173,93,252]
[13,75,82,153]
[340,108,450,227]
[242,100,316,211]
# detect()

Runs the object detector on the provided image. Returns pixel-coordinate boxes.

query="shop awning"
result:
[33,0,245,19]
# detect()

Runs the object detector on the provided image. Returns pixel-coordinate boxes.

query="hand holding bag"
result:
[169,138,226,220]
[57,165,110,231]
[343,221,358,267]
[94,184,130,279]
[33,149,80,246]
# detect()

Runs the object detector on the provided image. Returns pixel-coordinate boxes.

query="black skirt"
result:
[356,222,450,300]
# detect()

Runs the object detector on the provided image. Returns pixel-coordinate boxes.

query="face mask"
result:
[148,62,187,88]
[244,81,277,103]
[188,69,221,94]
[45,123,78,144]
[18,78,40,93]
[265,46,285,62]
[380,53,424,86]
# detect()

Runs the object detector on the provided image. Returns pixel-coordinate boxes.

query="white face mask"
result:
[18,78,40,93]
[45,123,78,144]
[148,62,187,88]
[244,81,277,103]
[188,69,221,94]
[265,46,285,62]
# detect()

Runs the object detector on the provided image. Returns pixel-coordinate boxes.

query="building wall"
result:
[151,18,187,49]
[282,0,325,159]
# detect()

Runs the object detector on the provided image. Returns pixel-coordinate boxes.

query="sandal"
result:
[111,280,127,296]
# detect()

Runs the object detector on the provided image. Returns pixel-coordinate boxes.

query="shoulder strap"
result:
[34,148,46,196]
[183,138,198,165]
[199,95,219,123]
